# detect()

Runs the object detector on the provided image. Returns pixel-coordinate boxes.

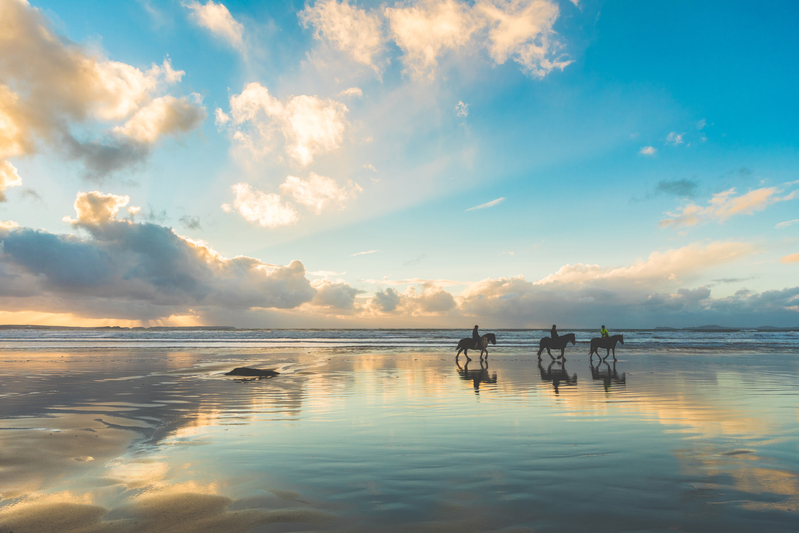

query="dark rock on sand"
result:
[225,367,279,378]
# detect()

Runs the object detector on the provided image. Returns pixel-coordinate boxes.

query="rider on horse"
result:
[551,324,558,341]
[473,325,480,348]
[600,325,609,338]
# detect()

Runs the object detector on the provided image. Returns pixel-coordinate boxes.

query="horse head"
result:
[619,334,624,344]
[486,333,497,345]
[568,333,576,345]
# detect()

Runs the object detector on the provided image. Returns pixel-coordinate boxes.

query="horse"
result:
[588,334,624,360]
[456,333,496,360]
[537,333,576,360]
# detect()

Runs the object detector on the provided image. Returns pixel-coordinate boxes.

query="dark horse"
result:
[456,333,496,360]
[588,334,624,360]
[537,333,576,360]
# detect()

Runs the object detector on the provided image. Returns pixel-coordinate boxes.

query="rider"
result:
[600,325,609,338]
[472,325,481,348]
[551,324,558,341]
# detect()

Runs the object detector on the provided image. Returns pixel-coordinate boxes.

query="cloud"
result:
[114,95,207,144]
[0,0,204,183]
[0,161,22,201]
[534,241,753,287]
[466,197,505,211]
[455,100,469,117]
[369,287,401,312]
[781,253,799,264]
[66,191,132,226]
[338,87,363,98]
[280,173,361,214]
[697,119,706,130]
[776,219,799,229]
[222,183,298,228]
[303,0,570,80]
[666,131,684,146]
[350,249,380,257]
[660,186,798,228]
[454,270,799,329]
[179,215,201,230]
[0,191,316,320]
[363,163,377,171]
[385,0,480,79]
[639,146,657,156]
[476,0,570,78]
[218,83,349,166]
[184,0,244,51]
[654,179,697,198]
[311,279,362,309]
[300,0,385,71]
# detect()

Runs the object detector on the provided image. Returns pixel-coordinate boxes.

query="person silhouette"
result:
[600,325,609,338]
[551,324,558,341]
[472,325,480,348]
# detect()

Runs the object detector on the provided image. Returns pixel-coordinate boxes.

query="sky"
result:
[0,0,798,328]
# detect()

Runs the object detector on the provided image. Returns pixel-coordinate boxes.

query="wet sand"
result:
[1,347,798,532]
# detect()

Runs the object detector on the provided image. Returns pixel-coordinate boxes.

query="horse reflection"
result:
[590,359,626,392]
[537,360,577,394]
[456,358,497,394]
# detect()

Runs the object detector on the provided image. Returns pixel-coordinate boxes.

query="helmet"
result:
[602,325,605,328]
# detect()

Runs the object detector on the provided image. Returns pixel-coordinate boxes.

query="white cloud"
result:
[534,241,754,287]
[385,0,481,79]
[224,183,298,228]
[363,163,377,171]
[219,82,349,166]
[0,0,203,181]
[775,219,799,229]
[0,161,22,201]
[455,100,469,117]
[280,173,362,214]
[639,146,657,156]
[666,131,684,145]
[300,0,385,71]
[466,197,505,211]
[300,0,571,80]
[338,87,363,98]
[66,191,133,226]
[114,94,207,144]
[184,0,244,51]
[696,119,706,130]
[311,279,362,309]
[476,0,570,78]
[660,186,798,228]
[0,219,19,230]
[781,253,799,264]
[350,249,379,257]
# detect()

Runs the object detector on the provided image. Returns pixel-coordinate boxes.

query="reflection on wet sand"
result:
[590,359,626,392]
[1,349,798,531]
[537,360,577,394]
[456,359,497,394]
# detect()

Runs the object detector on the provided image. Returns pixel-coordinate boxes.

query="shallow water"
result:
[1,333,798,532]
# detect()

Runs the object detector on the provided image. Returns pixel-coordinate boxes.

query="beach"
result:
[1,329,798,532]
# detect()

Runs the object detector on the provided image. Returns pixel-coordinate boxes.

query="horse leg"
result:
[548,347,555,360]
[561,347,566,361]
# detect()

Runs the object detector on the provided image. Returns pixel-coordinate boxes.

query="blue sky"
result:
[0,0,797,327]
